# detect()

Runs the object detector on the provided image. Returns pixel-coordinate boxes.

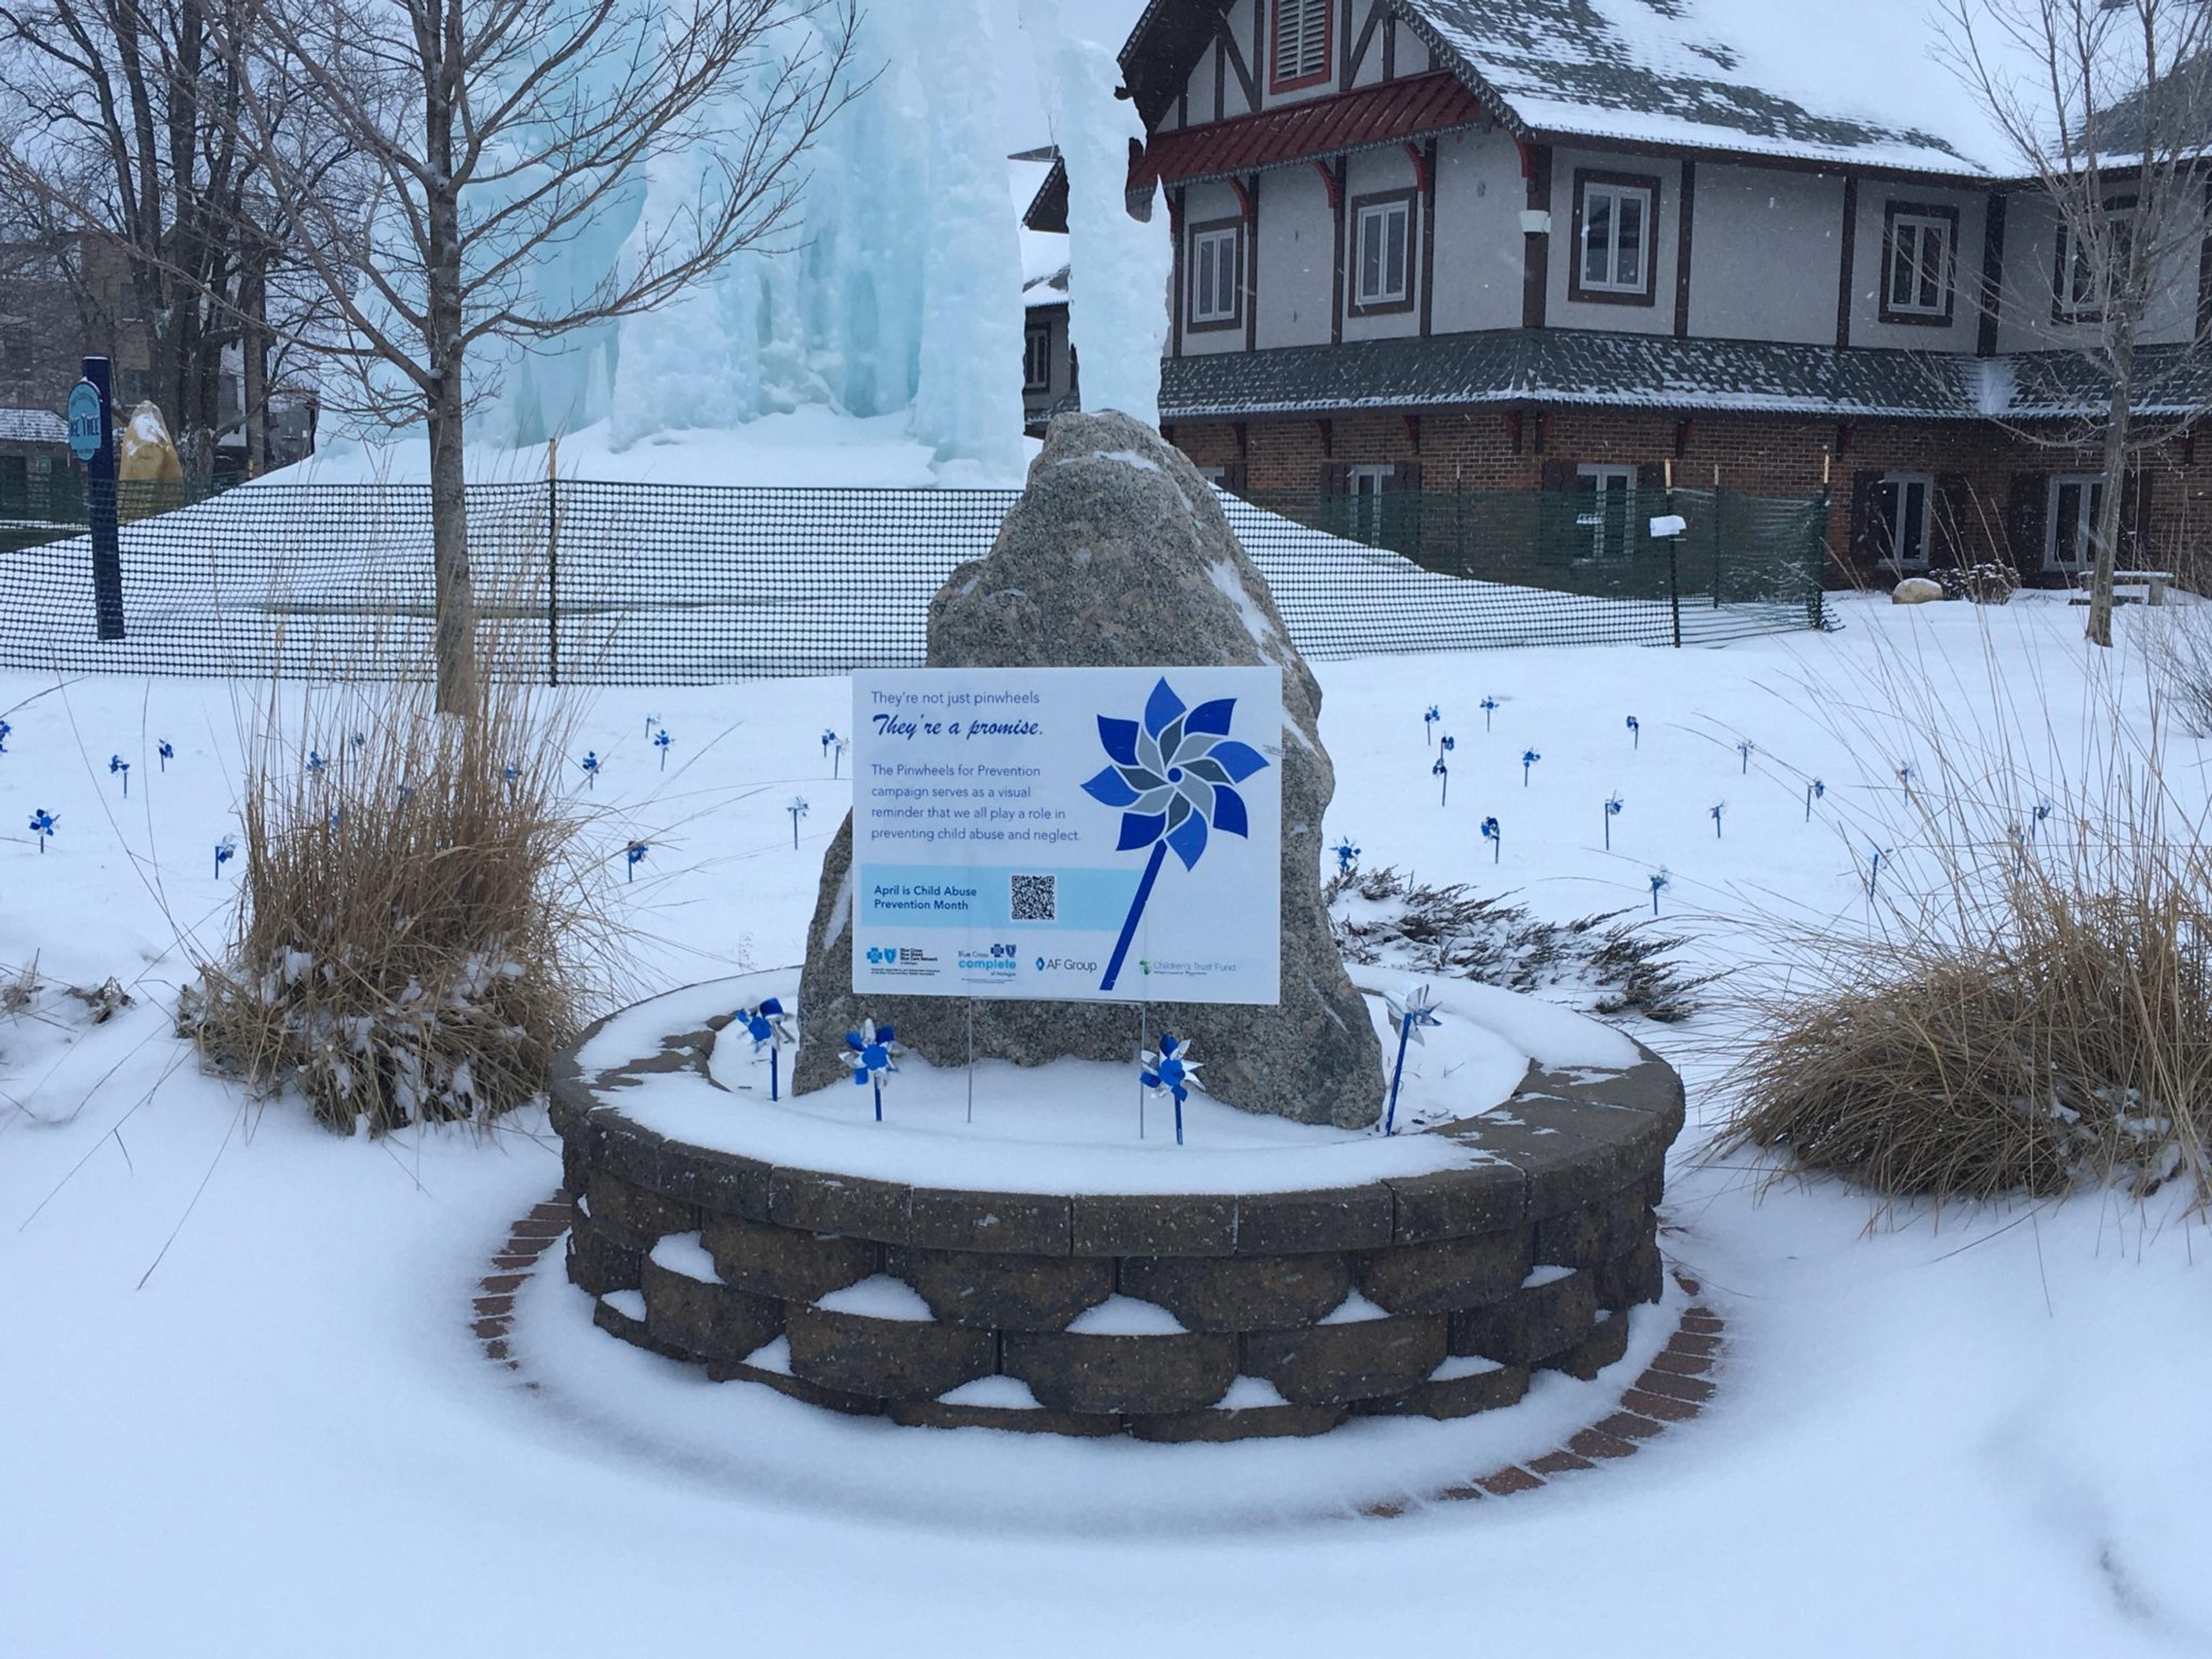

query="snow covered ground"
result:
[4,593,2210,1655]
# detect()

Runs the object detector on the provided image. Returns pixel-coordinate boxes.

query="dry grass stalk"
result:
[184,663,615,1133]
[1719,611,2212,1205]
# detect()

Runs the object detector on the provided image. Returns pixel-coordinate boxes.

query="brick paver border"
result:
[476,1188,1725,1515]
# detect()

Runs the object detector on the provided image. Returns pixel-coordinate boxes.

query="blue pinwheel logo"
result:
[1082,677,1268,993]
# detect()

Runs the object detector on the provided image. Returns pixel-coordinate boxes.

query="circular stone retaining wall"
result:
[548,995,1684,1441]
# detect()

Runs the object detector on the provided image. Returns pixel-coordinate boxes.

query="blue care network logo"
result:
[865,944,900,965]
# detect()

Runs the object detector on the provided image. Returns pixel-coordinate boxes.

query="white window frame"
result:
[2054,205,2135,320]
[1348,463,1393,540]
[1575,464,1638,562]
[1353,198,1413,308]
[2046,474,2108,573]
[1875,472,1935,573]
[1578,180,1654,296]
[1885,211,1954,317]
[1190,225,1242,326]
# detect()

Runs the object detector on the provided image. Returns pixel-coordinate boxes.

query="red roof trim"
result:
[1136,71,1488,192]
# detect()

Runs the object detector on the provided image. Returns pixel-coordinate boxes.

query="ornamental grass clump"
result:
[1719,620,2212,1206]
[185,671,613,1133]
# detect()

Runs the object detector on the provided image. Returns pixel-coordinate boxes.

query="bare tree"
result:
[219,0,859,710]
[1947,0,2212,645]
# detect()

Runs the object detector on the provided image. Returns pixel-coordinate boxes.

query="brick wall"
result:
[1166,406,2212,589]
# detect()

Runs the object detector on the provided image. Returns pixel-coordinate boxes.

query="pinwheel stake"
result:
[1521,748,1541,787]
[1140,1033,1203,1146]
[1433,755,1449,807]
[1604,794,1623,850]
[1332,836,1361,875]
[306,749,325,778]
[502,764,520,790]
[1082,676,1270,994]
[645,714,659,738]
[1423,706,1440,747]
[108,754,129,797]
[214,835,235,878]
[1626,715,1639,749]
[1737,739,1755,774]
[831,737,847,780]
[1896,762,1915,802]
[1867,846,1887,899]
[845,1018,899,1120]
[1805,778,1825,822]
[1710,801,1725,838]
[654,729,672,770]
[740,998,796,1101]
[158,739,173,772]
[1650,869,1671,915]
[1480,696,1499,732]
[624,842,647,882]
[1480,815,1501,863]
[821,727,839,759]
[29,808,55,851]
[0,718,12,753]
[2031,799,2052,843]
[788,796,809,849]
[1382,985,1441,1136]
[580,751,600,790]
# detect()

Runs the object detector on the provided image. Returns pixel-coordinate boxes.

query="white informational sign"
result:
[850,665,1283,1005]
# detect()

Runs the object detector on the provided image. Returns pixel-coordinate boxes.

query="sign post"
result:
[849,666,1283,1006]
[70,358,123,641]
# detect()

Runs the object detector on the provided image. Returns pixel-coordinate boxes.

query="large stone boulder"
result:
[793,410,1385,1127]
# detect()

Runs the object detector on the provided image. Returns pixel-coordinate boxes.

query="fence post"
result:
[546,448,562,687]
[1810,489,1830,629]
[1712,487,1725,609]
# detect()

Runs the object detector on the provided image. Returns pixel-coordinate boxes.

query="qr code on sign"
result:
[1009,873,1057,922]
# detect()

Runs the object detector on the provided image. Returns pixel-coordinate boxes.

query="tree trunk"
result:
[425,0,475,714]
[241,255,267,478]
[2086,344,2135,649]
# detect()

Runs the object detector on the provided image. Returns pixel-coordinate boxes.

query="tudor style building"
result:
[1031,0,2212,585]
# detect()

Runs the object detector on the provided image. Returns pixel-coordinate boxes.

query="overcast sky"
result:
[988,0,1154,156]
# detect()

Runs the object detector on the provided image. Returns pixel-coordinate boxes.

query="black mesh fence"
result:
[0,481,1833,682]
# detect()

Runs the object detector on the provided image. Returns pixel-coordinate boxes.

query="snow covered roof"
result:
[1396,0,1983,174]
[1157,328,2203,422]
[1121,1,2005,177]
[1024,263,1071,309]
[0,408,69,445]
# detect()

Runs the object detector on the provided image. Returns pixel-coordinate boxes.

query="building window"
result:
[1348,463,1394,540]
[1023,324,1052,392]
[1874,472,1935,571]
[1351,192,1415,313]
[1575,464,1638,561]
[2054,201,2135,321]
[1570,172,1658,304]
[1881,202,1958,324]
[1188,220,1243,329]
[1270,0,1331,92]
[121,369,150,404]
[2046,474,2107,571]
[119,281,141,323]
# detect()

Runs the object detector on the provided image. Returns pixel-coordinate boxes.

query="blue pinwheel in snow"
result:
[788,795,810,849]
[28,807,55,850]
[502,763,520,789]
[1332,835,1361,874]
[1432,753,1449,806]
[1382,984,1442,1136]
[0,717,12,752]
[108,754,129,797]
[1438,733,1456,755]
[1140,1033,1203,1146]
[1806,778,1825,821]
[1480,695,1499,732]
[653,728,672,770]
[830,735,847,779]
[1521,747,1541,786]
[306,749,325,777]
[624,840,648,881]
[1604,794,1623,850]
[1480,815,1501,863]
[1650,868,1671,915]
[579,751,601,789]
[158,738,173,772]
[845,1018,899,1120]
[740,997,796,1101]
[1423,705,1440,747]
[214,834,235,877]
[1737,738,1755,774]
[1083,677,1268,994]
[821,727,839,758]
[1626,714,1641,749]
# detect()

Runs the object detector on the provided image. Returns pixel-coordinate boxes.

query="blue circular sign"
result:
[66,380,103,462]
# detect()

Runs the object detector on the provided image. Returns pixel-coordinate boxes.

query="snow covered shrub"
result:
[1327,865,1710,1022]
[1938,563,2020,605]
[183,672,613,1133]
[1720,628,2212,1205]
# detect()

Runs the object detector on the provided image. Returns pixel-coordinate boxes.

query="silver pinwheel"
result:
[1140,1033,1204,1146]
[1382,984,1442,1135]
